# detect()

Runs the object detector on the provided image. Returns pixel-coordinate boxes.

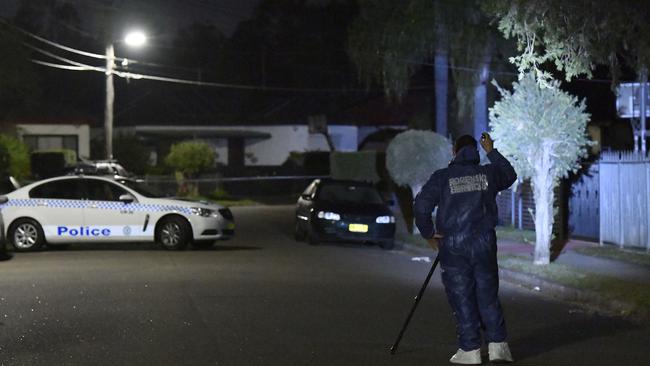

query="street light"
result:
[105,30,147,160]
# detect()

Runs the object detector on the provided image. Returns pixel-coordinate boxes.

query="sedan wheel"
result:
[10,219,45,252]
[156,217,190,250]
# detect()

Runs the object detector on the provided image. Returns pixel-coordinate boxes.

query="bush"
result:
[165,141,216,197]
[30,149,76,179]
[0,134,30,179]
[113,134,151,175]
[330,151,381,183]
[165,141,216,178]
[386,130,451,197]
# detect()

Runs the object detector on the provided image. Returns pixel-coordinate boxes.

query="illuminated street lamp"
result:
[105,30,147,159]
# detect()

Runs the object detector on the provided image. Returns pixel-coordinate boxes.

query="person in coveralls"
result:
[414,133,516,364]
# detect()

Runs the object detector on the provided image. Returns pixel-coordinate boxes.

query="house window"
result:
[23,135,79,155]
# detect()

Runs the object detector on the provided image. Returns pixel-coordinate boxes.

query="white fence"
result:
[599,151,650,250]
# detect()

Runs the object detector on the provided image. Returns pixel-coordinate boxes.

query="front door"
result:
[82,179,151,242]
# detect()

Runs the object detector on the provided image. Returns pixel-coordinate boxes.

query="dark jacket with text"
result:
[414,147,517,239]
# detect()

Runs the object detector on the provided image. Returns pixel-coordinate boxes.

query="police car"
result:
[0,175,234,251]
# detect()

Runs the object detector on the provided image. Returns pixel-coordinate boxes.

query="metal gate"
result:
[568,163,599,240]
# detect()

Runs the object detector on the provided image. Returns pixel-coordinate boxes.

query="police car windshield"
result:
[317,184,384,204]
[119,180,166,198]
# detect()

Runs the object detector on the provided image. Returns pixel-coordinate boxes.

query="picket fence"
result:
[599,151,650,250]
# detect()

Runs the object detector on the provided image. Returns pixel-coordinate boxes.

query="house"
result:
[109,85,430,169]
[6,118,93,161]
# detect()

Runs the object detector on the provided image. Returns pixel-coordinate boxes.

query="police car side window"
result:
[85,180,127,201]
[29,179,85,200]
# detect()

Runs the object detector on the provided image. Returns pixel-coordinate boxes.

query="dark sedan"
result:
[294,179,396,249]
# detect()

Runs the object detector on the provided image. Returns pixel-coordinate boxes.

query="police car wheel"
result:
[156,217,190,250]
[9,219,45,252]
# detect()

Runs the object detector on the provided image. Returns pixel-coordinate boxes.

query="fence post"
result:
[599,158,603,246]
[511,187,516,227]
[643,156,650,253]
[518,183,523,230]
[618,157,624,248]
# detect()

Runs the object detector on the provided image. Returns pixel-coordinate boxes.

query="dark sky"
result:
[1,0,261,36]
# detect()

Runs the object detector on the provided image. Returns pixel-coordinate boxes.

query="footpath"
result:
[398,235,650,321]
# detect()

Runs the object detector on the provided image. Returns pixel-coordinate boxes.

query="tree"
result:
[489,75,593,265]
[0,24,40,119]
[165,141,216,196]
[483,1,650,86]
[348,0,512,137]
[386,130,451,199]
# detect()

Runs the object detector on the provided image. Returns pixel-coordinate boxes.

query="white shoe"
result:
[489,342,514,363]
[449,348,481,364]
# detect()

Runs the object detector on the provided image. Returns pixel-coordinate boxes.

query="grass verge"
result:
[498,254,650,318]
[574,246,650,268]
[495,226,536,244]
[215,199,259,207]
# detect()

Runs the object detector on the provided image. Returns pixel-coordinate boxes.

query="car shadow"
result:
[6,243,261,252]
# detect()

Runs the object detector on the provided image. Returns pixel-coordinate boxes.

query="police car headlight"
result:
[317,211,340,221]
[376,215,395,224]
[190,207,214,217]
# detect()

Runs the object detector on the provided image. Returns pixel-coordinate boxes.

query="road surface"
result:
[0,205,647,365]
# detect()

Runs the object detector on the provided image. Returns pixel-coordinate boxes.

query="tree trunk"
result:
[410,182,423,234]
[473,59,490,138]
[532,144,555,265]
[434,50,448,137]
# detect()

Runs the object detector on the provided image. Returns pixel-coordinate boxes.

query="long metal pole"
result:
[105,43,115,160]
[641,68,647,154]
[390,253,440,355]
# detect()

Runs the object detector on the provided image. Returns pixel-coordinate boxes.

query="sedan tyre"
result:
[156,216,191,250]
[294,221,306,242]
[379,239,395,250]
[9,218,45,252]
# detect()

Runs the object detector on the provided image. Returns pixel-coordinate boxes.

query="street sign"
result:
[616,83,650,118]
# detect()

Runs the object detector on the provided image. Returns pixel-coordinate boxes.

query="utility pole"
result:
[641,67,648,153]
[105,43,115,160]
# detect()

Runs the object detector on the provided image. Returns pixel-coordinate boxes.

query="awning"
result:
[131,126,271,139]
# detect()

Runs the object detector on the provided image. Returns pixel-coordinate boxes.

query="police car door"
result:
[82,179,150,242]
[27,178,86,243]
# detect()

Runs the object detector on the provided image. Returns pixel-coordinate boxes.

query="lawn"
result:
[574,245,650,268]
[498,254,650,319]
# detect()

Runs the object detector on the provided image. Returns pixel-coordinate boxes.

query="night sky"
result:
[1,0,261,36]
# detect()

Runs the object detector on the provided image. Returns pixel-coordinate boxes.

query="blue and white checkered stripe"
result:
[0,199,192,214]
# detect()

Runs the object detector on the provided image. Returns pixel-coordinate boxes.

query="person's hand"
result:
[480,132,494,153]
[427,234,444,251]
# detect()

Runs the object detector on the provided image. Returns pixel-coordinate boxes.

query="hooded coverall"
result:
[414,146,517,351]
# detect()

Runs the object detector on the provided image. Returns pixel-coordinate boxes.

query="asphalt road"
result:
[0,205,648,366]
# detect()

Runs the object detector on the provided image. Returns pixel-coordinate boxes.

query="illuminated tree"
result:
[386,130,451,199]
[489,75,593,265]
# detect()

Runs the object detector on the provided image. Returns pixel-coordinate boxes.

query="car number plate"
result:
[349,224,368,233]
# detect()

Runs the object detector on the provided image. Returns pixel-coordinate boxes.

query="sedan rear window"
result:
[29,179,85,200]
[317,184,384,204]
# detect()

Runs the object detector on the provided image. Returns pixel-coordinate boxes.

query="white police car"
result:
[0,175,234,251]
